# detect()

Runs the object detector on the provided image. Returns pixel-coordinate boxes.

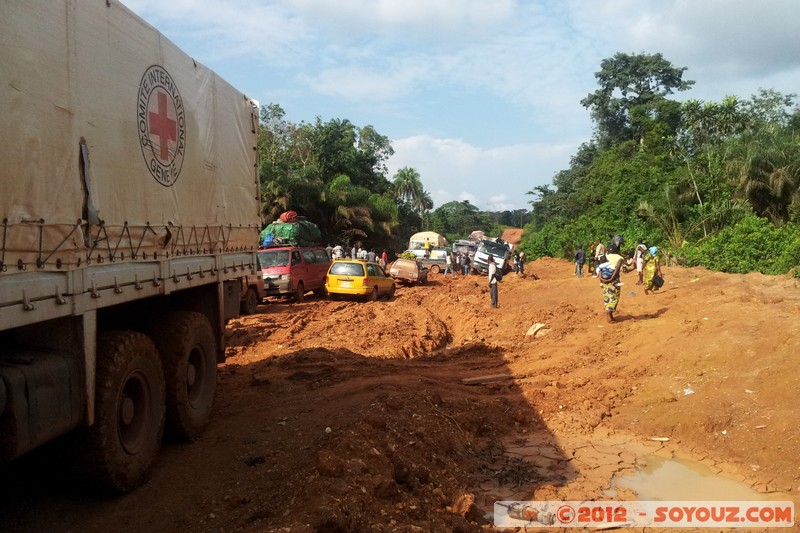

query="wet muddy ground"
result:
[1,256,798,532]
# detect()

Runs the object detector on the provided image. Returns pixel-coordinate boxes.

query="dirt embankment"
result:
[1,257,799,532]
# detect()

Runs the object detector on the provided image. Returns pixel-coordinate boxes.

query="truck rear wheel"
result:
[240,287,259,315]
[149,312,217,441]
[81,331,165,493]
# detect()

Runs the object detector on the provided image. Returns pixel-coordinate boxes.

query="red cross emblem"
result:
[149,91,177,162]
[137,65,186,187]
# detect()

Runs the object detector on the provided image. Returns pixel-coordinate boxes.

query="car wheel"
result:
[294,282,305,302]
[371,286,379,301]
[430,265,440,274]
[387,284,396,300]
[327,291,338,301]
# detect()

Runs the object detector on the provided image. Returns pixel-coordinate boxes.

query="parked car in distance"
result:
[389,258,429,285]
[325,259,396,301]
[257,245,331,301]
[402,248,448,273]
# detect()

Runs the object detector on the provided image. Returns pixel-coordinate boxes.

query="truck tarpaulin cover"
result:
[408,231,448,248]
[0,1,259,274]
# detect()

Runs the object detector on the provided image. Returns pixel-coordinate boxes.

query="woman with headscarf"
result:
[599,235,624,322]
[643,246,663,295]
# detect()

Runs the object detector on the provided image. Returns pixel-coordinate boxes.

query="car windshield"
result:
[329,262,365,276]
[478,241,508,256]
[258,250,290,268]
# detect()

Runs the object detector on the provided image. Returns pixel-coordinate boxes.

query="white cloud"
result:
[122,0,800,214]
[286,0,516,42]
[388,135,577,211]
[570,0,800,99]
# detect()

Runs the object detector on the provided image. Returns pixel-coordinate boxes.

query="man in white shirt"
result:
[634,239,647,285]
[488,256,498,308]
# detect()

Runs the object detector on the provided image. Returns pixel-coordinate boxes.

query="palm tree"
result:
[393,167,423,207]
[324,174,375,242]
[415,191,434,229]
[731,127,800,224]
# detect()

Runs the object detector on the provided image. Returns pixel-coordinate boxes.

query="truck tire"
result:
[294,281,305,302]
[80,331,166,493]
[149,312,217,441]
[430,264,441,274]
[240,287,259,315]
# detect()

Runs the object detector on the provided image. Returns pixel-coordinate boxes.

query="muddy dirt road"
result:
[1,257,798,532]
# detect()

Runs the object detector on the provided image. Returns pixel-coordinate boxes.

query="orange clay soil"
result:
[2,256,798,532]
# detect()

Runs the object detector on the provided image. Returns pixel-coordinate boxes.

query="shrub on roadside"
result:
[681,215,800,275]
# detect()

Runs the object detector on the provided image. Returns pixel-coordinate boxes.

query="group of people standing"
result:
[443,251,475,277]
[574,236,664,322]
[327,243,390,269]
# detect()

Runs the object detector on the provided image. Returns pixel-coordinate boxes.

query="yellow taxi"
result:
[325,259,396,301]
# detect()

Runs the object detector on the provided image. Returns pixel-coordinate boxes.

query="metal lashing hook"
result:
[55,286,67,305]
[22,289,35,311]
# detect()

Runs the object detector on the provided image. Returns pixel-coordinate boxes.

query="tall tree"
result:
[581,52,694,148]
[393,167,423,205]
[392,166,434,221]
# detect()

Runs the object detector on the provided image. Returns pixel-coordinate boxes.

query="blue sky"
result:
[124,0,800,212]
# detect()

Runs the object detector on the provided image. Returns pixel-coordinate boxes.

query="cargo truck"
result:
[472,238,512,274]
[0,1,261,492]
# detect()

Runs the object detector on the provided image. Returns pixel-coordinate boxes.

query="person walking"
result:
[443,251,456,278]
[575,245,586,277]
[488,255,499,308]
[634,239,647,285]
[599,236,624,322]
[518,250,526,275]
[593,240,606,277]
[643,246,663,294]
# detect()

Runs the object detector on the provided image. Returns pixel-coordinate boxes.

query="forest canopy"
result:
[256,52,800,274]
[520,52,800,275]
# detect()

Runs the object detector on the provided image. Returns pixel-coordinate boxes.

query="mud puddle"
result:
[609,455,765,500]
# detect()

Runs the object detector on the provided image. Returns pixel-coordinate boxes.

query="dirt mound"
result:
[2,260,798,532]
[500,228,523,245]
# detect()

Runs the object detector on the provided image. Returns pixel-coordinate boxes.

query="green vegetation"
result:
[257,104,519,252]
[521,52,800,275]
[257,52,799,275]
